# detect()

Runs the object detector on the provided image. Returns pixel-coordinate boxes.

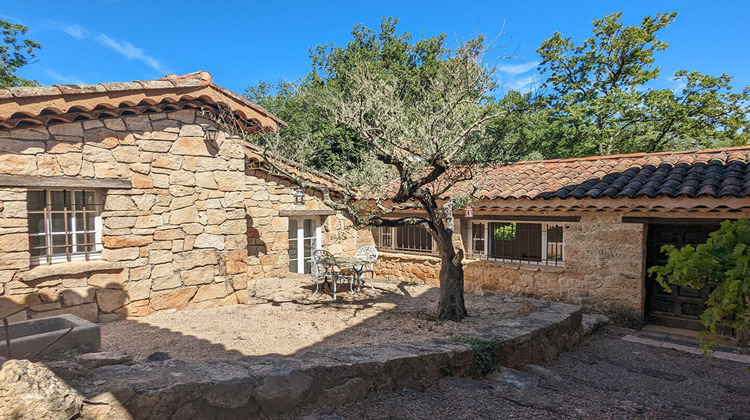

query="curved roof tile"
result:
[0,71,284,131]
[473,146,750,201]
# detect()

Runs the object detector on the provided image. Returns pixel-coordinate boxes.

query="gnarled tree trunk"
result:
[433,207,467,322]
[436,244,467,321]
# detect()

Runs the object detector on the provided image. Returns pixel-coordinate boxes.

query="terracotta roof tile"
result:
[477,146,750,201]
[56,84,107,94]
[0,71,284,130]
[142,80,176,90]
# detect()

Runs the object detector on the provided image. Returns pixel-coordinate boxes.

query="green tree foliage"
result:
[244,79,362,175]
[245,19,451,174]
[649,220,750,348]
[248,18,523,321]
[0,19,41,88]
[533,12,750,158]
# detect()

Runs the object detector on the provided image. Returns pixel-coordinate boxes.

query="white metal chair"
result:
[355,245,378,291]
[311,249,351,299]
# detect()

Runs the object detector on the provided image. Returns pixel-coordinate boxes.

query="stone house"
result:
[374,147,750,327]
[0,71,367,323]
[1,70,747,331]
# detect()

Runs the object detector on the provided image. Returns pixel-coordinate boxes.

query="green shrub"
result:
[648,219,750,349]
[455,337,504,375]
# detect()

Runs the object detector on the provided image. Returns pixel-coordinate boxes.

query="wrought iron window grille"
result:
[27,189,104,265]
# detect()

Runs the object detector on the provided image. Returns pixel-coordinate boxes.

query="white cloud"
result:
[44,69,85,85]
[670,78,687,94]
[505,75,539,93]
[60,23,86,39]
[49,21,170,75]
[96,34,169,74]
[46,21,90,39]
[499,61,540,76]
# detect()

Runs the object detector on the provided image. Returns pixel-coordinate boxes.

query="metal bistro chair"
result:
[355,245,379,291]
[311,249,351,300]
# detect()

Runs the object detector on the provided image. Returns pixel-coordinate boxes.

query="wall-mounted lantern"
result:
[464,205,474,218]
[201,124,219,141]
[293,188,305,205]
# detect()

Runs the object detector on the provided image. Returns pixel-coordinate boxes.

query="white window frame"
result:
[288,217,322,274]
[28,189,103,265]
[378,224,437,255]
[467,220,564,266]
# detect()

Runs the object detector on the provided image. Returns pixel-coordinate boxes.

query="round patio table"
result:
[335,257,375,294]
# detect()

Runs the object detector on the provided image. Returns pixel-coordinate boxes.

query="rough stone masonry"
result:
[0,109,367,323]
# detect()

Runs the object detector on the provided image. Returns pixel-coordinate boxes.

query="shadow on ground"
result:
[1,275,573,419]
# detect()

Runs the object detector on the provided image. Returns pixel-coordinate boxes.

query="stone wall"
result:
[243,169,372,279]
[375,213,646,323]
[0,110,368,323]
[59,300,582,417]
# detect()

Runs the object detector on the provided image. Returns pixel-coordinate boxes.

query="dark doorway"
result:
[645,222,721,330]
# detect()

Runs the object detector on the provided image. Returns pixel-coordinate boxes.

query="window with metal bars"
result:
[378,224,435,254]
[468,221,564,266]
[27,189,103,265]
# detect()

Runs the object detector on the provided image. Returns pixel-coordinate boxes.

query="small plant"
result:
[455,337,504,375]
[493,223,516,241]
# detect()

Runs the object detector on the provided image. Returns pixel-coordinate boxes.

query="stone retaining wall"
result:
[69,301,582,418]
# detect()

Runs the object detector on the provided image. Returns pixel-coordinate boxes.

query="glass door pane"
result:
[302,219,317,274]
[288,219,299,272]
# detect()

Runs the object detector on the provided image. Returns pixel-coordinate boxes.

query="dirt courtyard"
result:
[101,276,539,362]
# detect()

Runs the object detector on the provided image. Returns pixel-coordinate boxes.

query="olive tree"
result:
[244,19,523,321]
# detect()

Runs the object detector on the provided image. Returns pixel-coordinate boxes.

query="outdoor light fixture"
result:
[464,205,474,218]
[293,188,305,204]
[201,124,219,141]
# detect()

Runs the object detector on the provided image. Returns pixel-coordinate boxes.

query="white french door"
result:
[288,217,321,274]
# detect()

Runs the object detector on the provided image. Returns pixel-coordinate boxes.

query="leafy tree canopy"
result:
[245,18,527,173]
[245,18,439,174]
[251,13,750,167]
[242,18,525,321]
[0,19,41,88]
[531,11,750,158]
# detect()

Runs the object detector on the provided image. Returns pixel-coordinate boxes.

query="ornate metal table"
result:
[335,257,375,294]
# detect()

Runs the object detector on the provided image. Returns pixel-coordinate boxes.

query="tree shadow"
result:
[0,271,573,418]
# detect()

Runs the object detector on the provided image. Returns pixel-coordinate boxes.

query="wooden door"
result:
[645,223,720,330]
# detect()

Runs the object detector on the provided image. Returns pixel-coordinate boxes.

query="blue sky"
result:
[3,1,750,96]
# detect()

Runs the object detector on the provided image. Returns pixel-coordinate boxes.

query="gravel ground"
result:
[100,277,536,362]
[99,277,749,419]
[276,326,750,420]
